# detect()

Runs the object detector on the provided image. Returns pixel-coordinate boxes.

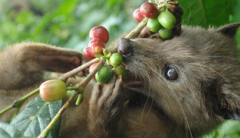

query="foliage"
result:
[202,120,240,138]
[0,0,240,138]
[0,0,144,50]
[0,96,61,138]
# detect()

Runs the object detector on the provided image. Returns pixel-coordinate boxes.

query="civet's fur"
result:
[0,24,240,138]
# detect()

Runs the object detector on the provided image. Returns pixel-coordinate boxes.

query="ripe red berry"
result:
[89,26,109,43]
[83,46,94,59]
[133,8,144,22]
[88,63,98,74]
[140,2,158,19]
[88,38,105,57]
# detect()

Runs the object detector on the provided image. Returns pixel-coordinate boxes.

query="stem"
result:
[66,86,78,91]
[59,58,100,81]
[0,105,12,115]
[75,93,83,106]
[0,88,39,116]
[38,103,67,138]
[38,59,105,138]
[11,108,20,120]
[110,18,149,53]
[13,88,40,108]
[125,18,148,39]
[77,59,105,91]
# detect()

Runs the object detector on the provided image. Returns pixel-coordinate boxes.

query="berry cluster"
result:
[89,52,127,84]
[83,26,127,84]
[83,26,109,59]
[133,2,177,39]
[39,1,183,102]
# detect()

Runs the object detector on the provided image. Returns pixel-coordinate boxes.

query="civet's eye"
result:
[165,65,179,81]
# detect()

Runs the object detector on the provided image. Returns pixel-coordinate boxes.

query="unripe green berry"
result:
[159,28,173,39]
[109,53,123,67]
[158,11,176,29]
[147,18,162,32]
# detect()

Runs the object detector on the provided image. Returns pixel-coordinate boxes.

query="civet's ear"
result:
[216,84,240,120]
[217,23,240,37]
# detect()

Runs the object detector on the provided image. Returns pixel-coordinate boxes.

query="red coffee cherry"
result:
[133,8,144,22]
[83,46,95,59]
[89,26,109,43]
[88,38,105,57]
[140,2,158,19]
[89,63,98,74]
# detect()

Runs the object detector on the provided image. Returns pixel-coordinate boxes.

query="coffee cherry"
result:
[140,2,158,19]
[95,65,112,84]
[133,8,144,22]
[158,11,176,29]
[66,90,78,101]
[113,65,128,80]
[40,80,66,102]
[89,26,109,43]
[147,18,162,32]
[88,38,105,57]
[89,63,98,74]
[109,53,123,67]
[159,28,173,39]
[83,47,94,59]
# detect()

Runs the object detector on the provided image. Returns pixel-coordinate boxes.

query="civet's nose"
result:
[117,38,133,58]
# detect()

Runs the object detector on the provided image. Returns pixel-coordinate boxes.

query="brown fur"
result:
[84,23,240,138]
[0,42,82,121]
[0,24,240,138]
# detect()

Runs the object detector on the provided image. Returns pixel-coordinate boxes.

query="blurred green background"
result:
[0,0,145,50]
[0,0,240,137]
[0,0,239,51]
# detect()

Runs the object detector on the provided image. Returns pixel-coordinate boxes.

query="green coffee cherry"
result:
[158,11,176,29]
[147,18,162,32]
[159,28,173,39]
[95,65,112,84]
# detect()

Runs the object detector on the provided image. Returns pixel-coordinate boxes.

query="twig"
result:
[0,105,12,115]
[59,58,100,81]
[75,93,83,105]
[0,88,39,116]
[38,59,105,138]
[13,88,40,108]
[110,18,149,53]
[125,18,148,39]
[11,108,20,120]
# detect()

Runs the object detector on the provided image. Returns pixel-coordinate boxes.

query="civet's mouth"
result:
[123,70,144,92]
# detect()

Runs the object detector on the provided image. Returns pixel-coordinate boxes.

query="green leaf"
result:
[178,0,233,27]
[230,0,240,54]
[201,120,240,138]
[10,95,62,138]
[94,54,103,58]
[231,0,240,22]
[0,122,22,138]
